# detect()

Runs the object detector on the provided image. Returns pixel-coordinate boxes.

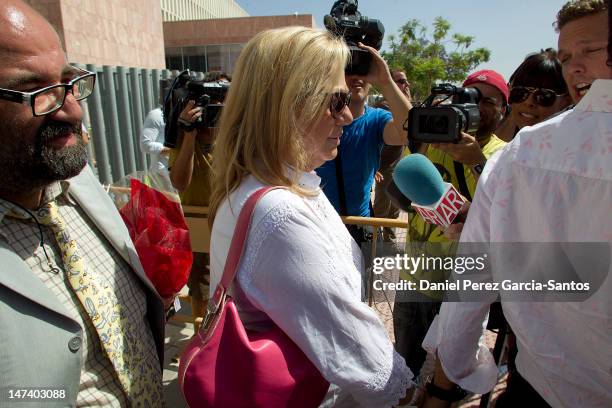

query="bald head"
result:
[0,0,68,90]
[0,0,62,61]
[0,0,86,199]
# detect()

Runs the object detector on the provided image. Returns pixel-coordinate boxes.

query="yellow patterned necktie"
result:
[31,201,163,406]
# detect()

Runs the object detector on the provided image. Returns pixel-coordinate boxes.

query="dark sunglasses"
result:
[330,91,351,118]
[509,86,566,107]
[395,78,409,85]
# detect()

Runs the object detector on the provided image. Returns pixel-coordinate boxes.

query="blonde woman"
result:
[208,27,414,407]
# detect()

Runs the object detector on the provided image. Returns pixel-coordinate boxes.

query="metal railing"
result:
[76,64,205,185]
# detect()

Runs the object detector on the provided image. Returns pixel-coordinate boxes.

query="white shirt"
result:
[140,107,168,172]
[423,80,612,407]
[210,171,413,408]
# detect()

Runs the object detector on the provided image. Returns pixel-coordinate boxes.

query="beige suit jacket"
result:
[0,166,165,407]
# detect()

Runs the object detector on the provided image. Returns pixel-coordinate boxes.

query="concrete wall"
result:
[163,14,316,47]
[27,0,166,69]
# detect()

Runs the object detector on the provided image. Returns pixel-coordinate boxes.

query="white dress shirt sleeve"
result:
[140,109,165,155]
[422,148,508,394]
[235,193,413,407]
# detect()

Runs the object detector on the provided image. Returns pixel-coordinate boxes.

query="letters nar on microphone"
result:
[411,184,466,227]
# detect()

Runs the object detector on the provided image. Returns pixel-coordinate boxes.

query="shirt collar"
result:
[0,180,73,223]
[284,165,322,190]
[298,170,322,189]
[574,79,612,113]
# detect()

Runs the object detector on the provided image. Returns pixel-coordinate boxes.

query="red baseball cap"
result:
[463,69,509,104]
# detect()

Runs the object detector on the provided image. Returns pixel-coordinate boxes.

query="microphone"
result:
[392,154,467,227]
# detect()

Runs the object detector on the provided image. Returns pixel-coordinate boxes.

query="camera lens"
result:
[421,115,449,135]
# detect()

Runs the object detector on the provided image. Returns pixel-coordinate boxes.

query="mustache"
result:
[37,120,82,145]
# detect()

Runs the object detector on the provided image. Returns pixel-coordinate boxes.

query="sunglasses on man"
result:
[0,67,96,116]
[330,91,351,118]
[509,86,566,107]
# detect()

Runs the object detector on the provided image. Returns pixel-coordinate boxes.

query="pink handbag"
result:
[178,187,330,408]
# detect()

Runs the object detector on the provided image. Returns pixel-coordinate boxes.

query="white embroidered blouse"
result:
[210,170,413,407]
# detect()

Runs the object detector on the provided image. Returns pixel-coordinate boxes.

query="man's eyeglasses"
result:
[509,86,566,108]
[394,78,409,86]
[330,91,351,118]
[0,68,96,116]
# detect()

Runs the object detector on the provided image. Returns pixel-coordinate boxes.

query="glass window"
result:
[183,46,207,72]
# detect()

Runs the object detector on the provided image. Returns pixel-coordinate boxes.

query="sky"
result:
[235,0,568,81]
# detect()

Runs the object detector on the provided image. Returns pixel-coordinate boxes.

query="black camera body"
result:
[323,0,384,75]
[163,70,229,148]
[407,84,481,144]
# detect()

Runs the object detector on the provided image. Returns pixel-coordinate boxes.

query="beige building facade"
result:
[26,0,315,73]
[26,0,166,69]
[163,14,315,74]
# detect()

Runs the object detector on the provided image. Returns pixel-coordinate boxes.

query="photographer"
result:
[315,42,411,243]
[393,69,508,381]
[168,100,213,197]
[167,73,228,318]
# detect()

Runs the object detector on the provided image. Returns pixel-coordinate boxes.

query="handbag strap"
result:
[210,186,279,309]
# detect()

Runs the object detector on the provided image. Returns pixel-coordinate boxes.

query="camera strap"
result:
[334,150,349,216]
[453,161,472,202]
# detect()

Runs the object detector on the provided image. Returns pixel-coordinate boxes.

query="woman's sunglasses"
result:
[509,86,566,107]
[330,91,351,118]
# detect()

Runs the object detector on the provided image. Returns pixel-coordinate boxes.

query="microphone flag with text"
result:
[392,154,466,227]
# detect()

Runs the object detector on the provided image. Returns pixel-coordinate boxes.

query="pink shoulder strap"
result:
[210,186,280,306]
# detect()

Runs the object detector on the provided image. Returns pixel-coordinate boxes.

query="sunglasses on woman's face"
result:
[330,91,351,118]
[509,86,566,107]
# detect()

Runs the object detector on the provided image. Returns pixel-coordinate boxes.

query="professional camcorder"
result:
[163,70,229,148]
[323,0,384,75]
[406,84,481,144]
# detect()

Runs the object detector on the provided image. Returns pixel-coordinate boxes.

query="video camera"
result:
[323,0,384,75]
[406,84,481,144]
[163,70,229,148]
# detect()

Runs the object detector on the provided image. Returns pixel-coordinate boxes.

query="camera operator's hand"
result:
[442,201,470,240]
[179,100,202,129]
[356,42,412,146]
[357,42,393,87]
[431,132,486,166]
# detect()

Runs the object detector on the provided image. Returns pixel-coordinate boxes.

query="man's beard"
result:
[0,120,88,194]
[475,116,498,140]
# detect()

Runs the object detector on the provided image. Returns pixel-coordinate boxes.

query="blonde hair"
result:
[209,26,349,225]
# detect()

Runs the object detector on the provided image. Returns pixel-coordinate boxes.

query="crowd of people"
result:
[0,0,610,406]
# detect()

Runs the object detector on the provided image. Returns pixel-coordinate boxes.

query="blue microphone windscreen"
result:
[392,153,446,206]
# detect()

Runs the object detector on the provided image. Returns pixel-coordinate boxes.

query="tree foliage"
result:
[383,17,491,102]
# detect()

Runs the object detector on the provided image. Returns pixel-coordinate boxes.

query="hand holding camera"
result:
[163,70,229,148]
[356,42,394,88]
[430,132,486,166]
[178,100,203,132]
